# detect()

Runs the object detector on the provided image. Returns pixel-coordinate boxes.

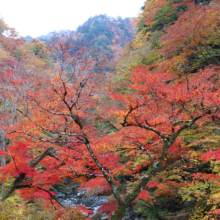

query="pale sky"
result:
[0,0,146,38]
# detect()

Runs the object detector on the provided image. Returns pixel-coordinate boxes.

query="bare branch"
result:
[13,131,85,144]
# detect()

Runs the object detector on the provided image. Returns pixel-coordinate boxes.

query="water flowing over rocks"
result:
[53,180,144,219]
[53,181,109,215]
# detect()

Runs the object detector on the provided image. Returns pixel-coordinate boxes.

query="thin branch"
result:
[14,131,85,144]
[171,115,202,143]
[49,154,75,174]
[134,118,167,140]
[106,120,120,131]
[36,186,65,208]
[32,100,72,117]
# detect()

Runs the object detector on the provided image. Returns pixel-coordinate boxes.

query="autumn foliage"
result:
[0,0,220,219]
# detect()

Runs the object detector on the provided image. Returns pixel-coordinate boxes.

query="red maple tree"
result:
[0,18,219,219]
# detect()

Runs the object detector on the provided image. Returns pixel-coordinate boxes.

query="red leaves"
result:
[121,169,133,176]
[146,180,160,189]
[16,188,56,200]
[79,177,112,196]
[112,64,219,136]
[191,173,218,182]
[167,139,185,159]
[137,190,154,202]
[97,201,117,216]
[209,209,220,216]
[0,141,36,180]
[134,161,151,174]
[0,149,7,156]
[0,9,218,218]
[199,150,220,162]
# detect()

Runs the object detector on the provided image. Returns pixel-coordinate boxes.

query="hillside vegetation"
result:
[0,0,219,219]
[37,15,136,63]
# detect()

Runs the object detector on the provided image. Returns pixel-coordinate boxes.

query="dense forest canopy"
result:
[0,0,219,219]
[37,15,135,54]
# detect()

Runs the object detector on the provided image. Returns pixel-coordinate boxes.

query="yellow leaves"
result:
[133,32,146,48]
[182,122,220,164]
[211,161,220,176]
[0,45,9,60]
[14,46,27,59]
[31,58,46,68]
[132,154,150,169]
[166,175,182,182]
[144,32,150,40]
[0,194,26,220]
[208,192,220,203]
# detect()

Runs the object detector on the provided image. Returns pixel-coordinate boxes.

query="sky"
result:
[0,0,146,38]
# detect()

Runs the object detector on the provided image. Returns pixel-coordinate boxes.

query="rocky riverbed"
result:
[53,181,109,216]
[53,181,144,220]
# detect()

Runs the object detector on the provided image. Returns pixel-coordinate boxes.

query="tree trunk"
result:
[0,129,6,196]
[0,99,8,195]
[110,202,128,220]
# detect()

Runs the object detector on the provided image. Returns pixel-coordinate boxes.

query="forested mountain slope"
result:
[37,15,136,64]
[111,0,220,218]
[0,0,219,219]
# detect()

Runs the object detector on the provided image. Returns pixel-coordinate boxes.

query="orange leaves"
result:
[126,150,138,157]
[146,180,160,189]
[191,173,219,182]
[160,0,220,72]
[154,183,174,198]
[137,190,154,202]
[0,8,219,218]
